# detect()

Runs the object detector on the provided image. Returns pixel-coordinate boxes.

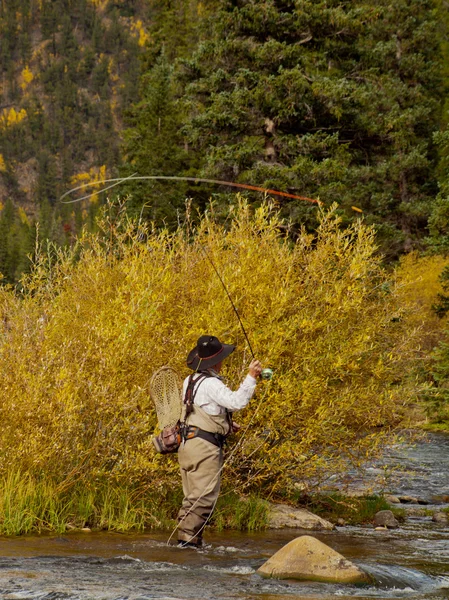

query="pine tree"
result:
[0,199,34,284]
[180,0,443,253]
[143,0,214,64]
[37,151,58,206]
[121,54,192,223]
[425,0,449,254]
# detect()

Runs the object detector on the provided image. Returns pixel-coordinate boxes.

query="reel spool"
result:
[261,368,273,380]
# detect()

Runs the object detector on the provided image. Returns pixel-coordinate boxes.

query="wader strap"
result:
[184,425,225,449]
[184,373,208,417]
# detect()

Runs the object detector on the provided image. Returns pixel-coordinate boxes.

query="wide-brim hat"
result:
[187,335,235,371]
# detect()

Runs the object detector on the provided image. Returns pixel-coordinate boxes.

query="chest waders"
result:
[177,373,232,547]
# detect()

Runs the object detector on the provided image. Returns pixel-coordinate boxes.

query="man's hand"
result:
[248,359,262,379]
[232,421,241,433]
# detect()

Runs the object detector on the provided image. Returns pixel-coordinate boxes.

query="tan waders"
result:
[177,405,230,546]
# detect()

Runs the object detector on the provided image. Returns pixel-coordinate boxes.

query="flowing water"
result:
[0,433,448,600]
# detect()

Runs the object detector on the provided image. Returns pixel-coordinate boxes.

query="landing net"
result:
[149,366,182,429]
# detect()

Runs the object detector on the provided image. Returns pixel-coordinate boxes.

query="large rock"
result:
[268,503,334,530]
[258,535,371,583]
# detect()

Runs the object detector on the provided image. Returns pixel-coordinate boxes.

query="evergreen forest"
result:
[2,0,449,267]
[1,0,449,533]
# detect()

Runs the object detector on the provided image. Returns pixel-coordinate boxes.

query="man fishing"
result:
[177,334,262,548]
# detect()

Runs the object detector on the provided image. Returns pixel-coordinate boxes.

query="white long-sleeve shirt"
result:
[182,371,257,416]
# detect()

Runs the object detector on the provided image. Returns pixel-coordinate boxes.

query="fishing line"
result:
[60,175,321,205]
[200,247,273,379]
[200,246,255,360]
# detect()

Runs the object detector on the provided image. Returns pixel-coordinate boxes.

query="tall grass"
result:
[212,491,270,531]
[0,472,271,535]
[298,492,405,526]
[0,471,183,535]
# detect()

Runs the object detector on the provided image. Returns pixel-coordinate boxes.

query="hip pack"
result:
[152,422,182,454]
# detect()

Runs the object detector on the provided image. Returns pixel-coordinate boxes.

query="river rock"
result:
[373,510,399,529]
[431,495,449,504]
[432,511,448,524]
[385,495,401,504]
[268,504,334,530]
[258,535,371,583]
[399,495,418,504]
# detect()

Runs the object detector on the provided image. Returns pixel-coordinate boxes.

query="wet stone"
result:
[385,495,401,504]
[258,535,371,584]
[373,510,399,529]
[432,511,448,523]
[399,495,418,504]
[268,504,334,530]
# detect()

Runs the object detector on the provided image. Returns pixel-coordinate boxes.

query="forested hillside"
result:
[0,0,146,280]
[0,0,448,281]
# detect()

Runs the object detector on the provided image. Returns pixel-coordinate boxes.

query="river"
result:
[0,433,447,600]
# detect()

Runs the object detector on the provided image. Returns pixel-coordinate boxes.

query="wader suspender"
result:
[182,373,227,449]
[183,373,208,418]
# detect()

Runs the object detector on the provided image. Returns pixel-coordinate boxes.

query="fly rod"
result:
[201,246,273,380]
[60,175,321,205]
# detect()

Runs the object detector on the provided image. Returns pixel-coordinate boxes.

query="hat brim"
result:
[187,343,235,371]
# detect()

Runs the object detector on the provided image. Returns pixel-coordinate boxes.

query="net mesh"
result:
[149,366,182,429]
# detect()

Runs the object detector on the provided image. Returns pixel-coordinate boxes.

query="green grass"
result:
[212,491,270,532]
[4,471,406,535]
[0,471,184,536]
[421,422,449,432]
[0,472,269,536]
[295,492,405,525]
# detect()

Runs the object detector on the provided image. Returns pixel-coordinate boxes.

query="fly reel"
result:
[261,368,273,380]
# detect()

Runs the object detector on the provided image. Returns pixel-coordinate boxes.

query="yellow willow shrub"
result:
[395,252,449,352]
[0,200,421,496]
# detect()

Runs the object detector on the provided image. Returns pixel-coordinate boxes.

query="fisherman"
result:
[177,334,262,548]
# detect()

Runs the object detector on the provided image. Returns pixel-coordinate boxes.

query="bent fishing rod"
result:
[59,174,322,205]
[200,246,273,380]
[60,172,323,379]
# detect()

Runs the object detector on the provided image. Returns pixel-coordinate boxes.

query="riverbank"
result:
[0,472,411,536]
[1,432,447,536]
[0,475,272,536]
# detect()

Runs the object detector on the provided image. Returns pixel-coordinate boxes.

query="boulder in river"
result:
[373,510,399,529]
[258,535,371,583]
[268,503,334,530]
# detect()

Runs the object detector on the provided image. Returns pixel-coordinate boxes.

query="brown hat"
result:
[187,335,235,371]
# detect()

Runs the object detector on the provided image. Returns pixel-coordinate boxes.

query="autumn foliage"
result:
[0,200,426,522]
